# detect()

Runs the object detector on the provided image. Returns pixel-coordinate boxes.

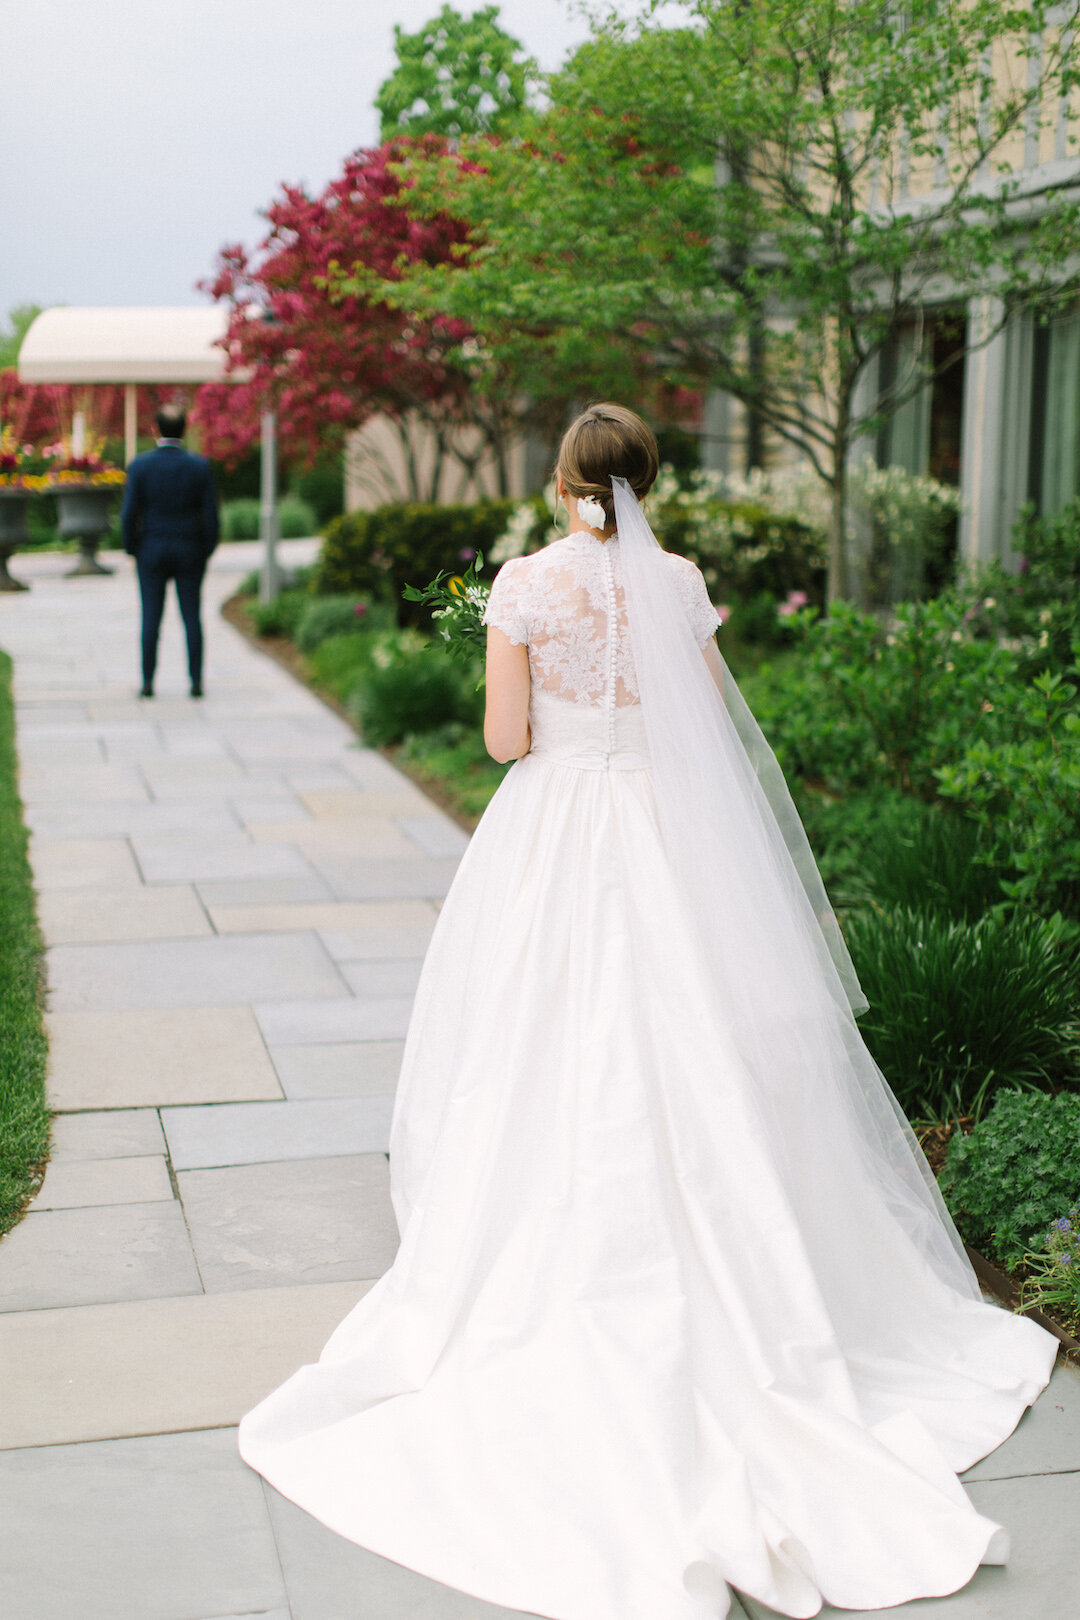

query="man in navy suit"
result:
[121,403,219,698]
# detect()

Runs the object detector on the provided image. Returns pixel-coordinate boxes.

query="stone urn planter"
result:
[51,483,119,576]
[0,488,32,591]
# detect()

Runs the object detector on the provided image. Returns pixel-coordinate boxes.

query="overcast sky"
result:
[0,0,600,317]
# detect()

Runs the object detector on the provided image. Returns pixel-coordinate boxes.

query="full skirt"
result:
[238,751,1058,1619]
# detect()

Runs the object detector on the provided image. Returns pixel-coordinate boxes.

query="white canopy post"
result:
[124,384,138,465]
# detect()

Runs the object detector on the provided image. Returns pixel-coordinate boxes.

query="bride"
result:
[238,403,1058,1619]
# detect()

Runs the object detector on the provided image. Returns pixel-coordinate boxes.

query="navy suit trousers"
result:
[137,546,206,688]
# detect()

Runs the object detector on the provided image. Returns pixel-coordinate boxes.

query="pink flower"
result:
[716,603,733,623]
[354,601,368,618]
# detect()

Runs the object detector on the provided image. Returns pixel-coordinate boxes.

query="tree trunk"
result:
[826,457,849,608]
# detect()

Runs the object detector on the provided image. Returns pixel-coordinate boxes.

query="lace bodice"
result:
[482,531,721,713]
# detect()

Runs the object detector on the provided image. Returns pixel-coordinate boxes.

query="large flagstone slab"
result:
[29,835,142,890]
[298,787,437,818]
[0,1280,372,1448]
[339,957,425,998]
[255,995,414,1046]
[741,1470,1080,1619]
[962,1362,1080,1481]
[15,762,148,804]
[46,1006,283,1109]
[28,1154,173,1210]
[398,813,472,858]
[178,1154,398,1292]
[161,1094,396,1169]
[250,817,421,859]
[338,748,420,790]
[196,873,336,907]
[270,1040,404,1099]
[27,798,240,838]
[46,932,348,1011]
[131,833,314,884]
[207,895,436,939]
[0,1429,285,1620]
[50,1108,166,1160]
[0,1201,201,1312]
[317,854,460,901]
[266,1486,551,1620]
[37,883,211,944]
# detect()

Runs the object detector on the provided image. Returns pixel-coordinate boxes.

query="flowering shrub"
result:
[41,433,125,487]
[846,458,962,604]
[953,497,1080,677]
[1019,1204,1080,1329]
[0,425,41,488]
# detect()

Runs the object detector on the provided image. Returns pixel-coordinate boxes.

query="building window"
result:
[1028,308,1080,516]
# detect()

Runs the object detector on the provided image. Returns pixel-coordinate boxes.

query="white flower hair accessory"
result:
[576,494,607,531]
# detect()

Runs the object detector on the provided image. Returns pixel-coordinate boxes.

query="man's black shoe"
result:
[139,684,154,699]
[190,682,204,699]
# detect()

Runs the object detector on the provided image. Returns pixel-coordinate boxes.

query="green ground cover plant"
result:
[939,1090,1080,1269]
[0,648,50,1233]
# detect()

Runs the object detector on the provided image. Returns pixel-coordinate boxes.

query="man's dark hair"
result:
[156,404,187,439]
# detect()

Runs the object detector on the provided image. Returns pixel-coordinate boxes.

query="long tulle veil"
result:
[612,474,980,1298]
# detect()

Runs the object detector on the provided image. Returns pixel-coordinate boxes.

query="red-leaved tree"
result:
[193,136,520,499]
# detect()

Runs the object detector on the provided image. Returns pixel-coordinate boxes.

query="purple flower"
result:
[1017,554,1030,574]
[354,601,368,618]
[459,547,476,562]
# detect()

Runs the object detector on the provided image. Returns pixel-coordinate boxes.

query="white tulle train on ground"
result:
[238,528,1058,1620]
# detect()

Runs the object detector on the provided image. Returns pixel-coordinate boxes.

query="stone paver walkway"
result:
[0,543,1077,1620]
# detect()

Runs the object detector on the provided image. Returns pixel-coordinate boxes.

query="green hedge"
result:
[316,499,517,623]
[0,648,50,1233]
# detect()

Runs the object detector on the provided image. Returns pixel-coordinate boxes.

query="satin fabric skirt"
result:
[238,740,1058,1620]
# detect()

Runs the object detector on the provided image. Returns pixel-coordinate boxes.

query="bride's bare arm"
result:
[702,636,724,697]
[484,627,532,762]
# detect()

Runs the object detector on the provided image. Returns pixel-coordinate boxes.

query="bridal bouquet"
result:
[402,550,489,665]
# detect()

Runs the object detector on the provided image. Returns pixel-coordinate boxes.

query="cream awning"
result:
[17,305,229,384]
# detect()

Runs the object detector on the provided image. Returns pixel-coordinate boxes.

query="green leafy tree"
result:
[376,4,538,141]
[368,0,1080,603]
[0,305,43,371]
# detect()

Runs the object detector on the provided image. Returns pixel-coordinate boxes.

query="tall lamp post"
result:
[259,405,280,604]
[257,307,281,605]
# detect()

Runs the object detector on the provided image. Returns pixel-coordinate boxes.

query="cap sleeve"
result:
[482,558,529,646]
[668,554,722,646]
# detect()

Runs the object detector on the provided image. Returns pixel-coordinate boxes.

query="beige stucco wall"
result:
[344,412,532,512]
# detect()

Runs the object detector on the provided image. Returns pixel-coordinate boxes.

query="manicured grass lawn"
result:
[0,648,50,1233]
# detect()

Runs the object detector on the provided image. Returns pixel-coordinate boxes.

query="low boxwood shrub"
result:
[843,905,1080,1124]
[221,498,261,540]
[294,595,393,653]
[316,499,517,622]
[222,495,317,541]
[345,635,483,746]
[250,588,309,639]
[939,1089,1080,1267]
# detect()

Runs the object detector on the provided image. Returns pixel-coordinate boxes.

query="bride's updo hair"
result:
[556,403,659,529]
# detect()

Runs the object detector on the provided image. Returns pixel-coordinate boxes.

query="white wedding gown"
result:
[238,529,1058,1620]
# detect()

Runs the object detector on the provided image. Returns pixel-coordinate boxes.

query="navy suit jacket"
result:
[121,442,219,564]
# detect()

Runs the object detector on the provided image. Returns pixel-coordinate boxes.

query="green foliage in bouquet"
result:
[402,549,490,667]
[843,906,1080,1126]
[939,1090,1080,1268]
